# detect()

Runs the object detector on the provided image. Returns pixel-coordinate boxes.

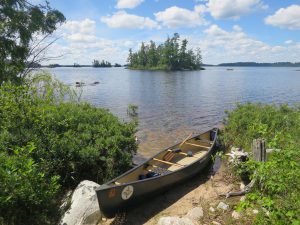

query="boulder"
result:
[158,217,195,225]
[185,207,204,220]
[217,202,229,211]
[60,180,101,225]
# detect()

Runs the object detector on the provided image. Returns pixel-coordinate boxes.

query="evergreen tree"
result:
[128,33,203,71]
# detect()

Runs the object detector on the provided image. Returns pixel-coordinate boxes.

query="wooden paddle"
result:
[179,133,193,147]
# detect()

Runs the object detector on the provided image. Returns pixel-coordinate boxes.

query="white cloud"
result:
[116,0,144,9]
[285,40,293,45]
[265,5,300,30]
[206,0,268,19]
[154,6,208,28]
[61,19,96,34]
[187,24,300,64]
[66,34,97,42]
[101,11,158,29]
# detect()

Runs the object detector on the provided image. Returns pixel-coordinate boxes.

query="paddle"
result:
[179,132,193,147]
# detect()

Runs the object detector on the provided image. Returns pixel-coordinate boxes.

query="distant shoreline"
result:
[35,62,300,68]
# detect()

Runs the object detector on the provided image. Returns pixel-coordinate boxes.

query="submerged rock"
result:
[158,217,195,225]
[186,207,204,220]
[60,180,101,225]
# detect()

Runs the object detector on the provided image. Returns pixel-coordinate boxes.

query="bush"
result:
[0,144,60,225]
[0,74,138,188]
[222,103,300,224]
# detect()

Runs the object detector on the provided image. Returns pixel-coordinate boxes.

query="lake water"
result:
[47,67,300,157]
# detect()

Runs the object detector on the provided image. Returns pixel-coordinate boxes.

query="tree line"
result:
[127,33,203,71]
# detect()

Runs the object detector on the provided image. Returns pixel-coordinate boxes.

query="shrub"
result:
[222,103,300,224]
[0,144,60,225]
[0,75,138,188]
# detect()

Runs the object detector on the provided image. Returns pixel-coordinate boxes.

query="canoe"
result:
[96,128,218,218]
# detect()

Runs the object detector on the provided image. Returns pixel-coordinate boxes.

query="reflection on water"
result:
[47,67,300,156]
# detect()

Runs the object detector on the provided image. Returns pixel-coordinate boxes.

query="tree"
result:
[127,33,203,71]
[0,0,65,85]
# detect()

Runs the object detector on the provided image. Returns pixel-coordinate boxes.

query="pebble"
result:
[158,217,195,225]
[232,210,241,219]
[217,202,229,211]
[186,207,204,220]
[209,207,215,212]
[212,221,221,225]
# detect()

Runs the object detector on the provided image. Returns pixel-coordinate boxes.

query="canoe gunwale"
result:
[96,128,218,191]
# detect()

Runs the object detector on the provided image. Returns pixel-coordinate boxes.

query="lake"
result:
[47,67,300,157]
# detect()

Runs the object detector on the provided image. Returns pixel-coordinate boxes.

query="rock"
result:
[158,217,195,225]
[60,180,101,225]
[209,207,215,212]
[240,182,245,190]
[232,210,241,219]
[186,207,204,220]
[212,221,221,225]
[240,196,246,201]
[217,202,229,211]
[253,209,259,214]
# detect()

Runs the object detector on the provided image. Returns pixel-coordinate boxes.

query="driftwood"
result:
[220,139,266,198]
[219,179,256,198]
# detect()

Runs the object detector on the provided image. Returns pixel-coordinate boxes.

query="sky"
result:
[36,0,300,65]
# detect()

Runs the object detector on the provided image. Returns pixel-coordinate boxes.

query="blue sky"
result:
[39,0,300,65]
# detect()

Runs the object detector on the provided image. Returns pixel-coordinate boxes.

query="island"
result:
[127,33,203,71]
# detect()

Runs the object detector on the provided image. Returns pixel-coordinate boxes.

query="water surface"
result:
[47,67,300,156]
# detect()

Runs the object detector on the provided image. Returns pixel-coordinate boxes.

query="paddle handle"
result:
[179,133,193,147]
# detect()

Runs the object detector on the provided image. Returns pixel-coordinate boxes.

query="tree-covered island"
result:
[127,33,203,71]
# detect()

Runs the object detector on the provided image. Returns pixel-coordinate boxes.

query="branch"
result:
[219,179,256,198]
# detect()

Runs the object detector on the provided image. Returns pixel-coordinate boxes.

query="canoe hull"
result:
[96,129,218,218]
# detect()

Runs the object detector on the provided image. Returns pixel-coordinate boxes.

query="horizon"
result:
[35,0,300,65]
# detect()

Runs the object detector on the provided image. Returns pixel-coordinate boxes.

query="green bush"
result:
[222,103,300,224]
[0,144,60,225]
[0,75,138,187]
[222,103,300,151]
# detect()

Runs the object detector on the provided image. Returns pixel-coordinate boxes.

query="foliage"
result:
[93,59,112,67]
[127,33,202,71]
[0,144,60,225]
[0,74,138,188]
[222,103,300,151]
[0,0,65,84]
[222,103,300,224]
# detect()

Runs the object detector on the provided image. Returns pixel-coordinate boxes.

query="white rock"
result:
[209,207,215,212]
[217,202,229,211]
[232,210,241,219]
[240,182,245,190]
[212,221,221,225]
[60,180,101,225]
[158,217,195,225]
[186,207,204,220]
[253,209,259,214]
[240,196,246,201]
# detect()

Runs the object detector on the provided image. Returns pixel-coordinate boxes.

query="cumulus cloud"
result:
[101,11,158,29]
[116,0,144,9]
[206,0,268,19]
[187,24,300,64]
[61,19,96,34]
[154,6,208,28]
[265,5,300,30]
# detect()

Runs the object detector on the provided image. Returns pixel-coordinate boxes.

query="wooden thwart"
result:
[153,158,184,167]
[185,142,210,149]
